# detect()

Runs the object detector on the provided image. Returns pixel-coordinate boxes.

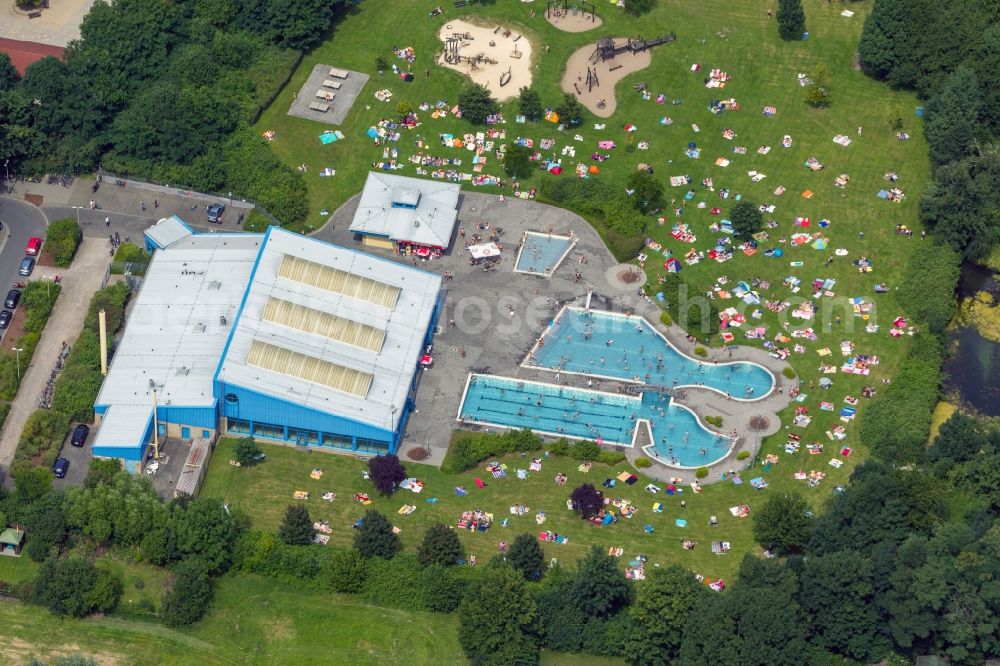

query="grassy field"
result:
[0,576,465,666]
[205,436,767,581]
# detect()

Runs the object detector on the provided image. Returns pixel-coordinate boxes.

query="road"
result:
[0,197,48,343]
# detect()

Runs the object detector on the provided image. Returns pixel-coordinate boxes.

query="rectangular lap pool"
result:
[514,231,576,276]
[458,374,732,467]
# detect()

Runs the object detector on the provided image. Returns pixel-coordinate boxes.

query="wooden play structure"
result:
[591,33,677,64]
[443,33,498,67]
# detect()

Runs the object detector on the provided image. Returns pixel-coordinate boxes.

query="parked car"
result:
[0,310,10,329]
[25,236,42,256]
[18,257,35,276]
[207,203,225,223]
[71,424,90,447]
[4,289,20,309]
[52,457,69,479]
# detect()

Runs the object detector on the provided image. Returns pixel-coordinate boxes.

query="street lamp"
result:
[72,206,81,225]
[12,347,23,381]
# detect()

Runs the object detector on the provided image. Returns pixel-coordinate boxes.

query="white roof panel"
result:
[144,215,194,249]
[216,228,442,431]
[92,405,153,449]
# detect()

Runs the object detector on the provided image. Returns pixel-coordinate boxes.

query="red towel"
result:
[474,477,485,489]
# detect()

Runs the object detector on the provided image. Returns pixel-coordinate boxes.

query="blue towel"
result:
[675,519,687,527]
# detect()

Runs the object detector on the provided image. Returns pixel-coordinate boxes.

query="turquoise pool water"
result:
[515,232,575,275]
[526,308,774,399]
[458,375,730,466]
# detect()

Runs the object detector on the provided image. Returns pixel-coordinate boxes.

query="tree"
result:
[503,143,534,179]
[14,466,52,503]
[799,550,887,662]
[626,171,665,213]
[752,491,812,555]
[24,492,67,562]
[33,558,121,618]
[368,453,407,496]
[554,93,584,126]
[536,566,584,651]
[84,458,122,489]
[624,565,707,665]
[234,437,263,467]
[353,509,399,559]
[278,504,314,545]
[569,483,604,519]
[858,0,908,79]
[375,55,388,73]
[507,532,545,580]
[417,522,464,567]
[172,497,241,574]
[396,100,413,118]
[896,243,961,334]
[920,155,1000,261]
[571,545,630,620]
[458,83,498,125]
[324,547,367,593]
[729,200,763,241]
[924,66,984,165]
[518,86,543,121]
[927,411,990,466]
[804,63,830,107]
[0,53,19,90]
[777,0,806,41]
[458,562,539,665]
[162,558,213,627]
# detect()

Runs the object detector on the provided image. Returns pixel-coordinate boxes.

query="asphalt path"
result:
[0,198,48,343]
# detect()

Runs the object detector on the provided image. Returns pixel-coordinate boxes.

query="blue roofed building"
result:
[91,222,442,471]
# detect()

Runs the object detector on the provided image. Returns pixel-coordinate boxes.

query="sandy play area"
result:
[438,20,533,102]
[545,7,602,33]
[561,39,651,118]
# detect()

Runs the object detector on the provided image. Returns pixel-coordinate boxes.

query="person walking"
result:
[105,216,110,226]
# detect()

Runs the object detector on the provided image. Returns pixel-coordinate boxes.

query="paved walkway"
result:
[0,237,110,484]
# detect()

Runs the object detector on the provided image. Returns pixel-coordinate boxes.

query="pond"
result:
[944,262,1000,416]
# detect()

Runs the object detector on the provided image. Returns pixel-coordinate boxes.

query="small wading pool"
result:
[514,231,576,276]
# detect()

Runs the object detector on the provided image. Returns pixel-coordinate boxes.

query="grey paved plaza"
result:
[287,64,370,126]
[318,192,794,484]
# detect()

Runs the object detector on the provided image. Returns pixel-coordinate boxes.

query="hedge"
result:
[51,283,131,422]
[12,409,71,474]
[443,431,626,474]
[0,281,60,400]
[896,243,960,335]
[44,218,83,267]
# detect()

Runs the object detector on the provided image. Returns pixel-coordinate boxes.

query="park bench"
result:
[328,68,349,79]
[309,101,330,112]
[322,79,342,90]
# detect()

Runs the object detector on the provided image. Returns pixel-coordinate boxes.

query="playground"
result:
[545,0,602,33]
[437,19,533,101]
[562,36,657,117]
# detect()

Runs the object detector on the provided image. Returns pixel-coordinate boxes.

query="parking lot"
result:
[51,424,91,489]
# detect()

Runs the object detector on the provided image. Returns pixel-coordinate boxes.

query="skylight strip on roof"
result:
[262,297,386,353]
[278,255,400,310]
[246,340,373,398]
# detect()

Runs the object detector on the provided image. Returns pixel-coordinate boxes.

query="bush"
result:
[361,554,425,609]
[737,450,750,461]
[110,243,151,274]
[896,243,960,335]
[33,558,122,618]
[659,311,672,326]
[597,450,627,466]
[693,346,707,357]
[634,457,652,469]
[782,367,796,379]
[623,0,656,16]
[705,415,723,427]
[233,436,262,466]
[442,430,543,473]
[323,548,367,593]
[570,439,600,461]
[421,564,476,613]
[695,467,708,479]
[45,218,83,267]
[22,281,60,335]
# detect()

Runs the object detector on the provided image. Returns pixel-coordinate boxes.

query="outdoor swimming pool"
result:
[525,307,774,399]
[514,231,576,276]
[458,374,731,467]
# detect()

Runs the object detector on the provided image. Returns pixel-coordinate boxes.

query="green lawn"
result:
[0,555,38,584]
[99,558,172,612]
[1,576,465,666]
[205,437,766,581]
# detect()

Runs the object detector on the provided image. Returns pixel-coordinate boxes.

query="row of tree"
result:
[860,0,1000,261]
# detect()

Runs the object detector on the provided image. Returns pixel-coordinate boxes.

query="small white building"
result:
[349,172,460,255]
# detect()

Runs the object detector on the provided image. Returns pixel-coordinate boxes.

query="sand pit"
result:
[562,39,651,118]
[438,20,533,102]
[545,7,602,33]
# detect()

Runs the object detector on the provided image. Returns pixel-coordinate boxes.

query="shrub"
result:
[659,311,672,326]
[695,467,708,479]
[596,450,626,466]
[705,415,723,427]
[693,346,707,357]
[361,554,425,609]
[634,457,652,469]
[570,439,600,461]
[111,243,151,274]
[22,281,60,334]
[12,409,71,474]
[422,564,477,613]
[233,436,262,466]
[782,367,796,379]
[737,450,750,461]
[45,218,82,267]
[33,558,122,618]
[442,430,543,473]
[323,548,367,593]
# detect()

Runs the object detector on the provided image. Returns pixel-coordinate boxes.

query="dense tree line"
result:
[860,1,1000,261]
[0,0,345,227]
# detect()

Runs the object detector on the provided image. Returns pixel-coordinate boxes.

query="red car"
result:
[25,237,42,256]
